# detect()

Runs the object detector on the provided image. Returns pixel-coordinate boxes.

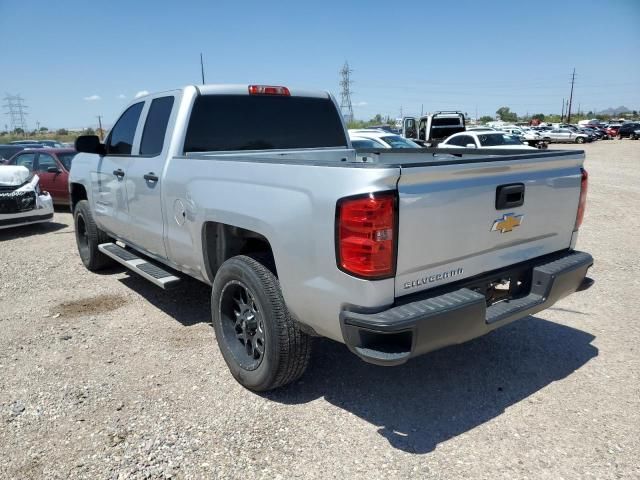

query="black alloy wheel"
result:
[219,280,266,370]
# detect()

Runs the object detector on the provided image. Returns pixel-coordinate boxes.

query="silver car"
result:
[543,128,590,144]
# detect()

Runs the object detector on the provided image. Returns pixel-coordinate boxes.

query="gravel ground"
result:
[1,140,638,479]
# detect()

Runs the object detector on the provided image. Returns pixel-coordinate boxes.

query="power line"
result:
[3,93,28,134]
[339,61,354,123]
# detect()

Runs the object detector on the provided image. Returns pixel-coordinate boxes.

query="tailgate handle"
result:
[496,183,524,209]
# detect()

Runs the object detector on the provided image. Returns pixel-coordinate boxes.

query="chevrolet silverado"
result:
[69,84,593,391]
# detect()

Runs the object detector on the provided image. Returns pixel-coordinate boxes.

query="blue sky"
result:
[1,0,638,129]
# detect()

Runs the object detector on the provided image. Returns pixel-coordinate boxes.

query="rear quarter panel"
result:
[162,156,401,341]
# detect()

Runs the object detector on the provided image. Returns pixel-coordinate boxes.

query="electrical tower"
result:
[3,94,29,134]
[339,61,354,123]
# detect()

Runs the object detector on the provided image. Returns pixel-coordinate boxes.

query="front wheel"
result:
[73,200,114,271]
[575,137,585,144]
[211,255,312,391]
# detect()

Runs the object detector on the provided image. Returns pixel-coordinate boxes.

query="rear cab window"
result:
[183,94,347,152]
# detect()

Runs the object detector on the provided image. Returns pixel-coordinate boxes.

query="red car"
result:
[8,148,77,205]
[605,125,621,138]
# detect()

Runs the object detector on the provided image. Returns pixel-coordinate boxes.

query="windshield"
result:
[380,135,420,148]
[351,138,385,149]
[478,133,524,146]
[57,152,77,170]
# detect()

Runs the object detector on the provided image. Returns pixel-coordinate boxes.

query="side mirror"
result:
[75,135,105,155]
[47,166,62,174]
[466,143,477,148]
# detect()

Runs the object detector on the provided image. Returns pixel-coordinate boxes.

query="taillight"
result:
[575,168,588,230]
[336,192,397,279]
[248,85,290,96]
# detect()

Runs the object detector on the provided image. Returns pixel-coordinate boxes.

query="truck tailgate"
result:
[395,151,585,297]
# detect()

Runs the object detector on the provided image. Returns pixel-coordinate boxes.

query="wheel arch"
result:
[202,221,276,282]
[70,183,88,212]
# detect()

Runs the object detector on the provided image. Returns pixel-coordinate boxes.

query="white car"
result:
[440,131,537,150]
[0,166,54,229]
[348,129,422,149]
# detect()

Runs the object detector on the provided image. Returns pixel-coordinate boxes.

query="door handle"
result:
[113,169,125,178]
[144,172,159,182]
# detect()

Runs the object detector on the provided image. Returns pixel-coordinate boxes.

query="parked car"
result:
[363,125,401,134]
[348,129,422,149]
[585,127,608,139]
[500,127,547,148]
[542,128,591,144]
[617,123,640,139]
[466,127,498,132]
[576,128,599,141]
[37,140,65,148]
[0,165,54,229]
[7,148,77,204]
[0,145,33,164]
[440,131,537,149]
[69,84,593,391]
[402,111,466,146]
[9,140,43,145]
[606,125,621,138]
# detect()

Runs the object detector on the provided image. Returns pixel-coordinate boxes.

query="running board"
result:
[98,243,180,289]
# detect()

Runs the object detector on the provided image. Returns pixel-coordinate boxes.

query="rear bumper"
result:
[340,250,593,366]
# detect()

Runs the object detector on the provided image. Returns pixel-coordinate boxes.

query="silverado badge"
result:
[491,213,523,233]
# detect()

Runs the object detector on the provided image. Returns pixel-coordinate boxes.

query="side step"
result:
[98,243,181,289]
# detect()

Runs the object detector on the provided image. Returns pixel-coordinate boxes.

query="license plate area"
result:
[469,266,533,307]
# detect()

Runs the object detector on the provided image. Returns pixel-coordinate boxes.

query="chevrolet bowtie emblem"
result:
[491,213,523,233]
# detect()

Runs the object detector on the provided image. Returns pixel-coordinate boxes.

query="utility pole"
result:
[338,61,354,123]
[200,53,206,85]
[561,98,565,121]
[567,68,576,123]
[96,115,104,140]
[420,104,424,116]
[36,120,40,132]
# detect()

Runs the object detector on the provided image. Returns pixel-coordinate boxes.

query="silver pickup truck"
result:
[69,84,593,391]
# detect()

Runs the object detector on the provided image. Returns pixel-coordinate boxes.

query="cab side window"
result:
[106,102,144,155]
[140,96,175,156]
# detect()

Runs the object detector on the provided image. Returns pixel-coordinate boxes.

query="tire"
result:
[575,136,585,144]
[211,255,312,391]
[73,200,114,271]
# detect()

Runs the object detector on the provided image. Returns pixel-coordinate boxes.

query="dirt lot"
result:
[1,140,639,479]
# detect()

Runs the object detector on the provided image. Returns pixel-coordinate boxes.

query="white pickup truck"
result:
[69,84,593,391]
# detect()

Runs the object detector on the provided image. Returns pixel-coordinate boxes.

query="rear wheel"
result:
[575,136,585,144]
[73,200,114,271]
[211,255,311,391]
